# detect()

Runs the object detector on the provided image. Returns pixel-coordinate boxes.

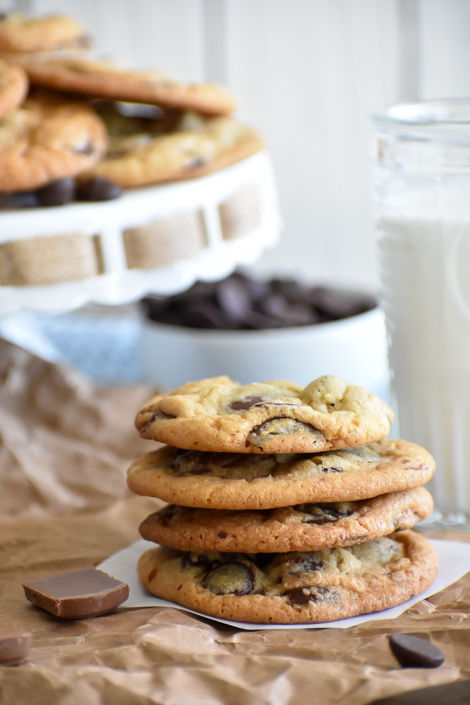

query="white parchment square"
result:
[98,538,470,630]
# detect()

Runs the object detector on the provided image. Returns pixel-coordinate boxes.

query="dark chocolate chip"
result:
[230,396,265,411]
[155,505,179,526]
[172,450,269,475]
[202,562,255,596]
[233,272,270,302]
[248,418,324,445]
[253,553,274,571]
[0,191,38,209]
[181,552,214,570]
[139,272,376,330]
[284,554,323,575]
[217,531,228,539]
[283,586,314,605]
[298,503,351,524]
[35,178,76,207]
[243,310,283,329]
[283,585,335,606]
[76,177,122,202]
[389,634,445,669]
[307,286,376,320]
[216,276,252,320]
[180,299,237,329]
[270,278,308,300]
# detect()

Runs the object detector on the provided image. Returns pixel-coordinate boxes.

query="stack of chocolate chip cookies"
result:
[127,374,438,625]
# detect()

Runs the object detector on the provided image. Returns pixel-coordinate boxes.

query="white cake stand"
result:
[0,150,282,316]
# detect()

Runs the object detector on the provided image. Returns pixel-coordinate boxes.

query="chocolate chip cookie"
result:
[0,59,27,117]
[21,57,236,116]
[84,108,264,188]
[135,375,394,454]
[0,91,107,192]
[138,486,433,553]
[0,12,89,53]
[127,440,435,509]
[137,530,438,624]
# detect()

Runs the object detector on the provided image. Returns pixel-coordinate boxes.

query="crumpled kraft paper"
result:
[0,338,153,517]
[0,339,469,705]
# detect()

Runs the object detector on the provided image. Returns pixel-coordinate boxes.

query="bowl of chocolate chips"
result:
[139,271,389,398]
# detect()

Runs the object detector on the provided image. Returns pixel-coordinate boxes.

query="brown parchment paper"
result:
[0,339,469,705]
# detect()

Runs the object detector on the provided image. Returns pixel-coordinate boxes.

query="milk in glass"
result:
[373,100,470,517]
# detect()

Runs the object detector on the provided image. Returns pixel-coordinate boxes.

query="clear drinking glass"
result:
[372,99,470,524]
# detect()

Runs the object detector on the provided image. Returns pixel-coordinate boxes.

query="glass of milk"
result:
[372,99,470,521]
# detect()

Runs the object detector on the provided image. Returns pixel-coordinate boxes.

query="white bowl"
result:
[139,306,390,399]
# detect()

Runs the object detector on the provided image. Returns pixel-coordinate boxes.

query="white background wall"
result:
[4,0,470,292]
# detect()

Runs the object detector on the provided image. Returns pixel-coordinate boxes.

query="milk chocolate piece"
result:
[0,633,32,666]
[389,633,445,668]
[22,568,129,619]
[367,679,470,705]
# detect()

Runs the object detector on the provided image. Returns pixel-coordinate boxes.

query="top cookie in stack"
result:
[127,375,438,625]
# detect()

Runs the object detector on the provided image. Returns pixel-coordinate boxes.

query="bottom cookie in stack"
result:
[129,441,439,625]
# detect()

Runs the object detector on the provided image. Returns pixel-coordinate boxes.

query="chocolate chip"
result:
[321,467,342,473]
[202,562,255,596]
[179,299,236,329]
[283,587,314,605]
[0,192,38,209]
[140,271,376,330]
[389,634,445,669]
[155,505,179,526]
[307,286,376,320]
[284,554,323,575]
[248,418,324,446]
[76,177,122,202]
[172,450,269,475]
[216,276,252,320]
[35,178,76,206]
[298,503,351,524]
[230,396,265,411]
[181,552,214,570]
[283,585,336,606]
[252,553,274,571]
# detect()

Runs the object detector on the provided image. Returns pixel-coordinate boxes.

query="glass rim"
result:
[372,98,470,127]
